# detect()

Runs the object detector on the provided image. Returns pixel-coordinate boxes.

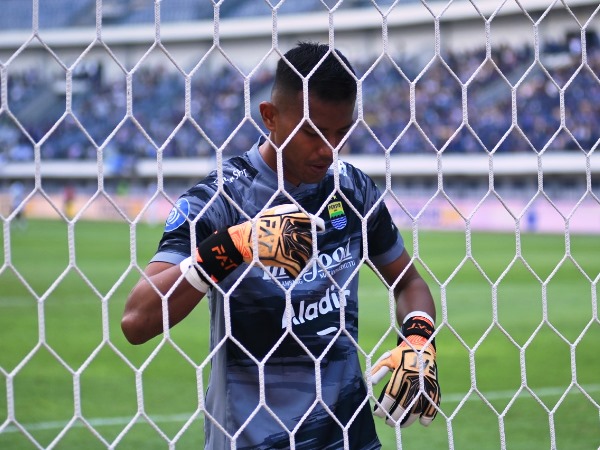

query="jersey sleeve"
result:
[151,183,234,265]
[363,175,405,266]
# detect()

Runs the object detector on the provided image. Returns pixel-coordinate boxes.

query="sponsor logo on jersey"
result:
[210,168,249,185]
[165,198,190,232]
[281,285,350,335]
[327,197,347,230]
[262,240,354,284]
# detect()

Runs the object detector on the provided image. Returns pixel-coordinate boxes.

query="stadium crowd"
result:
[1,39,599,170]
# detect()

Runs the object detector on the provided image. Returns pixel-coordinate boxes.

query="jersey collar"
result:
[247,137,320,194]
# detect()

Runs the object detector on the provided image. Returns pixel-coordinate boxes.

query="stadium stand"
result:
[2,38,599,168]
[0,0,411,30]
[1,0,599,177]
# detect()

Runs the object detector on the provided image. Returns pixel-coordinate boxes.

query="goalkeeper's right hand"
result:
[180,204,324,292]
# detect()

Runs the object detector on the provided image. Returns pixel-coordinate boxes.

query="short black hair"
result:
[273,41,357,103]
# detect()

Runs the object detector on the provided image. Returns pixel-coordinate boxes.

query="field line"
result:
[3,385,599,434]
[441,384,600,402]
[2,413,194,433]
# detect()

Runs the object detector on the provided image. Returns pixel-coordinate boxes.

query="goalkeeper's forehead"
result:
[273,89,355,114]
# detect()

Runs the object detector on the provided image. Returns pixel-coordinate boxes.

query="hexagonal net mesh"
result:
[1,1,599,449]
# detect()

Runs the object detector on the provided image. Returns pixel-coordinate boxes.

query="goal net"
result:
[1,1,599,449]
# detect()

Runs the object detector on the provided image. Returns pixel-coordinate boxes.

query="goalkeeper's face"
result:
[262,91,355,186]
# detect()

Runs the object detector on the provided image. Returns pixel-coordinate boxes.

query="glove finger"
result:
[373,392,395,420]
[390,376,422,428]
[419,412,436,427]
[419,379,441,426]
[373,383,415,428]
[286,212,324,231]
[393,392,422,428]
[371,365,390,385]
[370,351,392,385]
[397,409,420,428]
[270,203,299,215]
[378,394,418,428]
[419,399,438,426]
[272,206,325,233]
[313,215,325,232]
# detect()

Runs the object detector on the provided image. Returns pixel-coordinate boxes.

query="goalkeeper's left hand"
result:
[371,312,440,427]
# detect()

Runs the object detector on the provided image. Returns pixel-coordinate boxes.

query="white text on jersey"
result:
[281,285,350,331]
[263,240,353,283]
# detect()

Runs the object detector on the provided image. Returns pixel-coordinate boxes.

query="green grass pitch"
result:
[1,219,599,449]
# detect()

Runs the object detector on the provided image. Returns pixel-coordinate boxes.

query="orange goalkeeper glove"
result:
[371,312,440,427]
[225,204,324,278]
[181,204,324,291]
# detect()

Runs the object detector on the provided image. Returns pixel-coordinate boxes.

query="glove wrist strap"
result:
[400,311,436,350]
[195,228,244,283]
[179,256,210,293]
[403,310,434,324]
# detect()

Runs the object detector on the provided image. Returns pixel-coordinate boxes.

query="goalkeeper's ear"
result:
[259,101,277,132]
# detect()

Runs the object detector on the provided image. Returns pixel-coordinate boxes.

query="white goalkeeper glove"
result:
[181,204,324,291]
[371,312,440,427]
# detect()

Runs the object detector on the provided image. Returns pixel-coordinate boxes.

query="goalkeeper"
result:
[122,41,440,449]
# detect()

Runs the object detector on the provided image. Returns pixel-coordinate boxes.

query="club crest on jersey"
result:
[327,198,347,230]
[165,198,190,232]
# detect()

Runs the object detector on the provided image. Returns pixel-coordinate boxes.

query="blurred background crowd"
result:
[1,0,599,172]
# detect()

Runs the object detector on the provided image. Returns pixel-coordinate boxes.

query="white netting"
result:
[1,1,599,449]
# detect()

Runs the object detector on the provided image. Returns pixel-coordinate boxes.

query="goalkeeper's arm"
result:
[122,204,323,344]
[122,260,204,344]
[369,249,440,427]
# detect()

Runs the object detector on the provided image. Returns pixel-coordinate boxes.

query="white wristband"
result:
[403,310,435,325]
[179,256,210,294]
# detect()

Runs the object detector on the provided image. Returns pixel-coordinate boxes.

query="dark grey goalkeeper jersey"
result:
[152,139,404,449]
